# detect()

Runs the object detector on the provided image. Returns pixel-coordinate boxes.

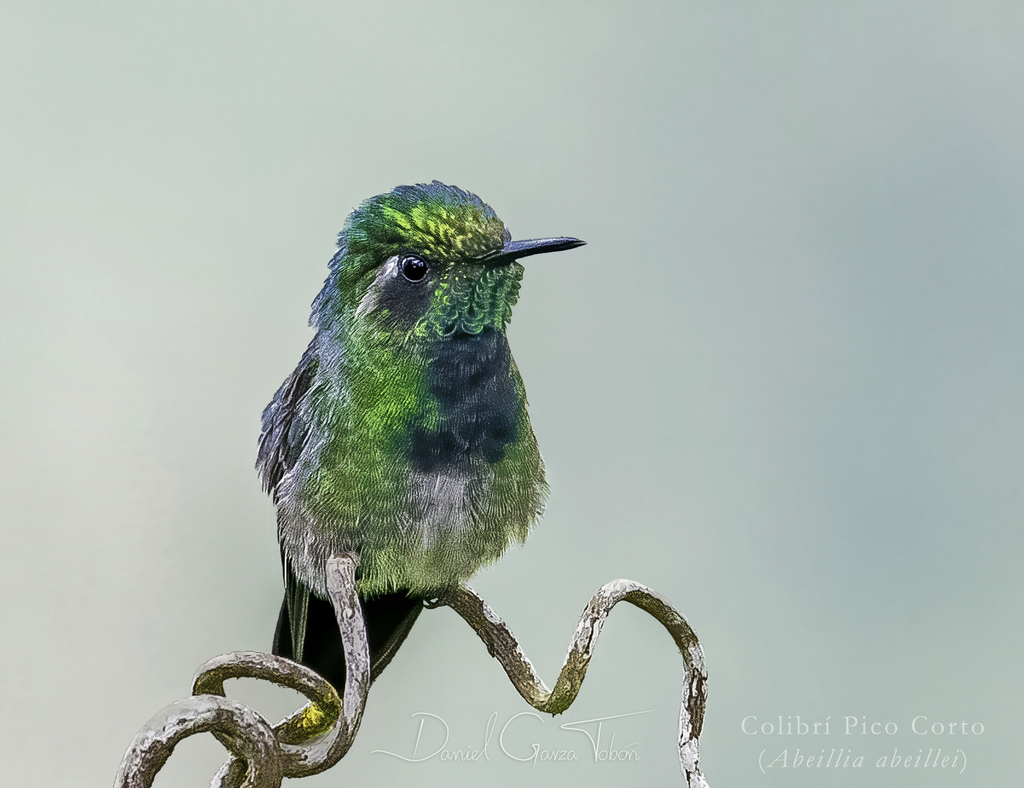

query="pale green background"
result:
[1,2,1021,786]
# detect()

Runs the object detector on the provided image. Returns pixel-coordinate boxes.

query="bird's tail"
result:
[272,578,423,692]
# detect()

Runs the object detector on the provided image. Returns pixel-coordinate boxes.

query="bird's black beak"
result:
[479,236,585,265]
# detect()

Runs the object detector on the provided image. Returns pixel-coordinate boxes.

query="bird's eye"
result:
[400,255,428,282]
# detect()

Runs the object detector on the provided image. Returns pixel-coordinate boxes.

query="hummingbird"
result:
[256,181,584,690]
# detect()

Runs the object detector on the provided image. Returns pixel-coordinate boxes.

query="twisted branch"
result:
[114,553,368,788]
[113,694,282,788]
[115,559,710,787]
[438,579,709,787]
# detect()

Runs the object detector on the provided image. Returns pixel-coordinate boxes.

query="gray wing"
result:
[258,352,319,661]
[256,354,318,501]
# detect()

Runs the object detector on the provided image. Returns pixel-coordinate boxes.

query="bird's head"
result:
[312,181,583,343]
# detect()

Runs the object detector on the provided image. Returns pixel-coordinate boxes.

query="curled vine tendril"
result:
[115,554,710,787]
